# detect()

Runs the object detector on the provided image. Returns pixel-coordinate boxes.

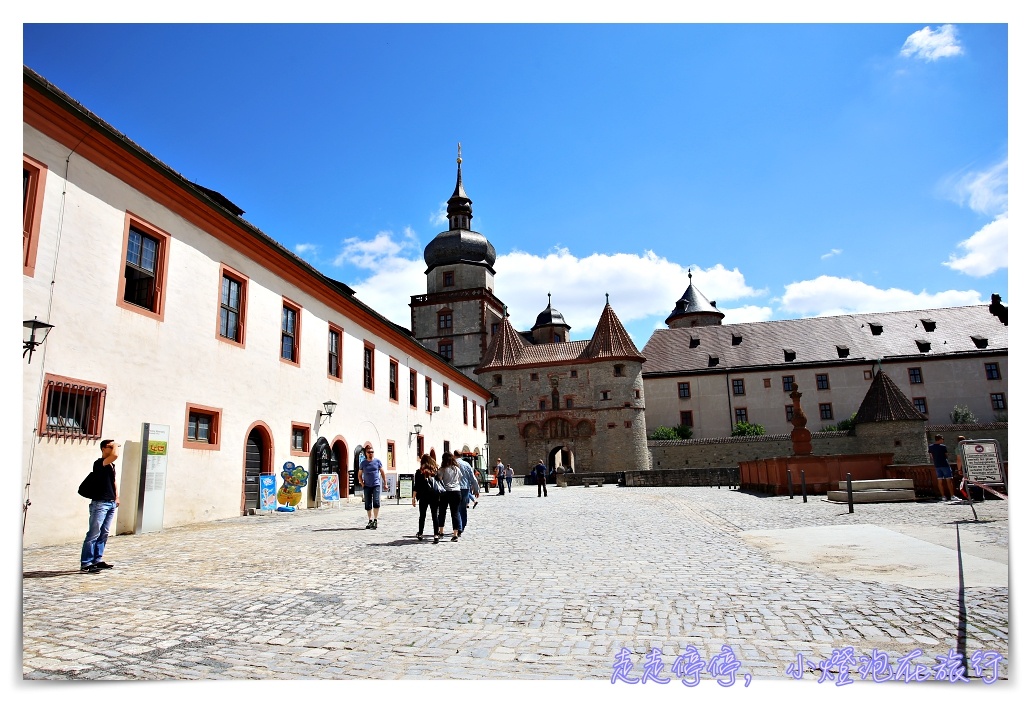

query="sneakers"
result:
[93,561,114,569]
[372,518,378,529]
[433,535,440,544]
[451,534,459,542]
[950,496,962,501]
[80,565,100,574]
[416,533,424,541]
[365,519,374,529]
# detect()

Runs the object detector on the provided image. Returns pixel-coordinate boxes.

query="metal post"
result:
[787,469,794,499]
[801,470,808,503]
[846,472,854,514]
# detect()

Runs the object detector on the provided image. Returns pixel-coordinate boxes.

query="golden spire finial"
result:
[457,142,462,165]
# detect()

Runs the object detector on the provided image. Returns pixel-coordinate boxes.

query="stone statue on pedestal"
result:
[789,382,812,456]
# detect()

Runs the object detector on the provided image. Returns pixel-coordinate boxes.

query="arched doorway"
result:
[242,422,274,514]
[332,439,348,498]
[548,445,575,474]
[309,436,337,507]
[353,444,371,494]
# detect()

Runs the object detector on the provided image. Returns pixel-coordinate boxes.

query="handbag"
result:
[77,471,96,499]
[427,476,445,495]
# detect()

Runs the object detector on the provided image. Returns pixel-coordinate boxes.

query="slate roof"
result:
[532,295,571,330]
[476,303,644,372]
[642,305,1006,376]
[665,277,725,325]
[854,370,927,423]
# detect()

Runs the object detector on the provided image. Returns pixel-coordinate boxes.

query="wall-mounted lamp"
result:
[410,423,423,438]
[23,317,54,364]
[318,399,337,427]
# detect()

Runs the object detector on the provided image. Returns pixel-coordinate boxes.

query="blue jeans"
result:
[459,488,470,530]
[80,500,116,567]
[363,486,381,511]
[506,477,512,491]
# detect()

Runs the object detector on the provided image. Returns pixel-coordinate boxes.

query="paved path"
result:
[22,485,1009,682]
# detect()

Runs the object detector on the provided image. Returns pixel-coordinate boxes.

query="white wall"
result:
[22,125,488,547]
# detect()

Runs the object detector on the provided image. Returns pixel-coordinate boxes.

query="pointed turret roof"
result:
[446,142,472,222]
[424,144,496,273]
[584,297,645,361]
[665,269,725,326]
[854,369,928,423]
[475,313,528,372]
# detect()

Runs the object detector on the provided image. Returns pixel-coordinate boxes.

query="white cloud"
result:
[721,306,774,324]
[778,276,983,316]
[494,249,764,334]
[820,248,842,260]
[430,203,447,227]
[900,25,963,62]
[941,158,1008,277]
[944,216,1008,277]
[331,227,420,268]
[948,159,1008,217]
[294,242,318,257]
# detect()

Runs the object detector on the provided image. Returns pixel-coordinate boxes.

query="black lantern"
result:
[23,317,54,364]
[318,399,337,427]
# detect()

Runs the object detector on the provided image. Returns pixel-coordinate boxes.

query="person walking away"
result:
[928,434,958,502]
[505,462,514,494]
[359,446,387,528]
[535,458,548,497]
[457,451,480,533]
[81,440,120,574]
[436,453,463,541]
[413,454,441,541]
[495,458,505,495]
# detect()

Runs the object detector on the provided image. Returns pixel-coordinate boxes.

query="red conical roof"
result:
[584,303,645,361]
[475,315,527,373]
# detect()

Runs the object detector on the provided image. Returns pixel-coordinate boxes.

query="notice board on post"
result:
[958,439,1006,487]
[134,423,169,534]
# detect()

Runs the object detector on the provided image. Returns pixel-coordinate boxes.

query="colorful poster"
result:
[318,473,340,502]
[259,475,277,511]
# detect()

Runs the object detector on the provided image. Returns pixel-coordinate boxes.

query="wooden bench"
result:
[581,477,605,487]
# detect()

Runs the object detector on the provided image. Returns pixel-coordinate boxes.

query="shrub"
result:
[820,412,856,433]
[731,421,766,437]
[649,426,680,440]
[674,424,693,440]
[950,405,978,424]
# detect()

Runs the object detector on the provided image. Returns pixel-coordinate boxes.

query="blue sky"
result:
[22,21,1009,346]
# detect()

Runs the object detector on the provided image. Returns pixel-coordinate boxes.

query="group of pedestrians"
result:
[410,450,480,543]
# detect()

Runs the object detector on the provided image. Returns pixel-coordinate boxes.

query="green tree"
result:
[649,426,680,440]
[674,424,693,440]
[950,405,978,424]
[820,412,856,433]
[731,421,765,437]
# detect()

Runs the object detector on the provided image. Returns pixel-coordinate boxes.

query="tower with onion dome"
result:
[410,145,506,380]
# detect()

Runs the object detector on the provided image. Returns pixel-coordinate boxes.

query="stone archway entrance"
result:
[548,445,575,473]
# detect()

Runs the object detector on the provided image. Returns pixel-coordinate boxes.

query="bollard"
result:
[801,470,808,503]
[718,472,722,489]
[846,472,854,514]
[787,469,794,499]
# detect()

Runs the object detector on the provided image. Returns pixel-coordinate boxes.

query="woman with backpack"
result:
[412,454,441,542]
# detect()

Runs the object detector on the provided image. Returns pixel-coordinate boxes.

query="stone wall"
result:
[648,431,855,469]
[925,423,1008,460]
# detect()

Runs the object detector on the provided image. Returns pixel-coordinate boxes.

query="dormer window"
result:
[920,319,936,332]
[689,336,700,348]
[731,334,742,346]
[783,349,796,362]
[836,345,849,358]
[869,323,883,336]
[971,336,988,349]
[915,340,931,353]
[708,355,719,367]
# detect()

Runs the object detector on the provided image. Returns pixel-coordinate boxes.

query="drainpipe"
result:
[725,372,734,434]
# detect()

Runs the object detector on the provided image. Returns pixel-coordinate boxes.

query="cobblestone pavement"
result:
[22,485,1009,683]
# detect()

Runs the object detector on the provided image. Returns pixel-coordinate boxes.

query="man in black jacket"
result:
[535,458,548,497]
[80,440,119,573]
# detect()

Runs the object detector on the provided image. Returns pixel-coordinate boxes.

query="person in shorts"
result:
[358,445,387,528]
[928,434,958,501]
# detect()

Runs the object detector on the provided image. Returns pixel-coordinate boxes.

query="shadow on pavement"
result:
[24,570,83,579]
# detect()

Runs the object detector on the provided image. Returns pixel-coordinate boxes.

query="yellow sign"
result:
[147,440,168,456]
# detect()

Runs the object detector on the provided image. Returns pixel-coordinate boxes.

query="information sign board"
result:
[959,440,1005,484]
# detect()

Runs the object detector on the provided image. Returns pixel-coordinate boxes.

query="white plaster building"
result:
[22,67,490,547]
[643,276,1008,439]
